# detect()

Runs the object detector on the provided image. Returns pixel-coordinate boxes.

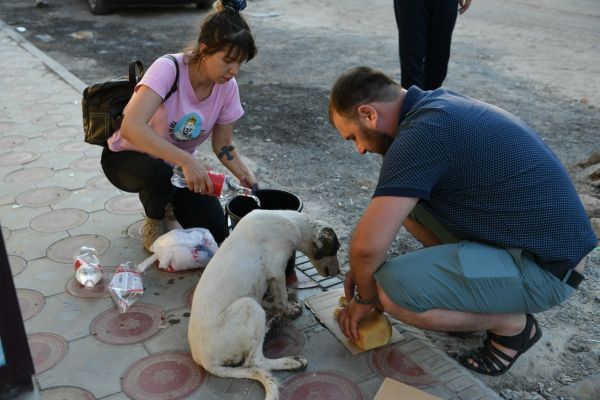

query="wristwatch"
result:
[353,291,379,305]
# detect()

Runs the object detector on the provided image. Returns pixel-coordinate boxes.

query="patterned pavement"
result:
[0,19,501,400]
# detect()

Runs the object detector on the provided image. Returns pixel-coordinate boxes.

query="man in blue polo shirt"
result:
[329,66,596,376]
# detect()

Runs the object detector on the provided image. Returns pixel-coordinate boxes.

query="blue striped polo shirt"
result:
[375,86,597,273]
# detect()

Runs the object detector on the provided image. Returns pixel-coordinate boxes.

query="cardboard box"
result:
[374,378,442,400]
[304,288,404,355]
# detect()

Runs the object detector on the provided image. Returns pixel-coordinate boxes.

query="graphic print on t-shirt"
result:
[170,112,206,142]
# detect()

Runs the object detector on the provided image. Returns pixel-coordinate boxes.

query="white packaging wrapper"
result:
[137,228,219,273]
[108,262,144,313]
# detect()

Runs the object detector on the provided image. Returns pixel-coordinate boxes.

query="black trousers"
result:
[101,147,226,244]
[394,0,458,90]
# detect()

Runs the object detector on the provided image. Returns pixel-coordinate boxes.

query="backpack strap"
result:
[161,55,179,102]
[128,60,144,84]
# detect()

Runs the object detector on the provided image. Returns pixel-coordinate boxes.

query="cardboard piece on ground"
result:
[374,378,442,400]
[304,288,404,355]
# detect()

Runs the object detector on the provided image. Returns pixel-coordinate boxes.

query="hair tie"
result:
[222,0,246,12]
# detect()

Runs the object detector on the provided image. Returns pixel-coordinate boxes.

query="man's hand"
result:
[343,270,356,302]
[337,299,373,342]
[459,0,472,14]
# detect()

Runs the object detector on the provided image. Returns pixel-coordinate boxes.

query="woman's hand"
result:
[180,160,211,194]
[239,171,258,191]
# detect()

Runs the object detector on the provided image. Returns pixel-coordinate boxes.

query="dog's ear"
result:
[313,226,340,260]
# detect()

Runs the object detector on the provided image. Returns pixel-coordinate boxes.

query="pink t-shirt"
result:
[107,53,244,155]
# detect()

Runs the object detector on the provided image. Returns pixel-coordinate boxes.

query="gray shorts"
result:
[373,204,575,314]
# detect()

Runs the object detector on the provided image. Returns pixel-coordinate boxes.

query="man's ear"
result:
[357,104,377,127]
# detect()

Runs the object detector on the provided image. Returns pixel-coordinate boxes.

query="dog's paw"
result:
[266,314,286,333]
[289,356,308,370]
[285,301,303,319]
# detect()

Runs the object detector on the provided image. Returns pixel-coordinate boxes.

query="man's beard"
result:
[363,127,394,155]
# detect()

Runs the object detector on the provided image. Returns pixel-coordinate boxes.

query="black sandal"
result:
[457,314,542,376]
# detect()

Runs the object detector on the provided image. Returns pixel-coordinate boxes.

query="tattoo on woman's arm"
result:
[218,145,235,161]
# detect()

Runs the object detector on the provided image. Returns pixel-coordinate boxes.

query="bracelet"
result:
[353,291,379,305]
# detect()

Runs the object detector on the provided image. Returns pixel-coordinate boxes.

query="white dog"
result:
[188,209,340,400]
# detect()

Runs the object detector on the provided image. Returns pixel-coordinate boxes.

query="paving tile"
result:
[39,386,95,400]
[16,186,71,207]
[30,208,88,233]
[24,294,114,342]
[396,336,430,355]
[46,234,110,263]
[90,303,167,345]
[97,392,130,400]
[69,156,102,173]
[46,169,99,191]
[418,350,453,374]
[318,276,342,288]
[4,167,56,185]
[84,174,116,191]
[299,325,375,382]
[36,336,147,398]
[423,385,455,399]
[0,150,40,166]
[121,351,205,400]
[104,193,144,215]
[7,228,67,260]
[55,140,91,155]
[357,374,387,400]
[196,374,264,400]
[133,266,203,312]
[410,346,439,363]
[280,371,365,400]
[68,210,137,243]
[0,203,51,231]
[0,184,36,206]
[18,288,46,321]
[0,164,24,177]
[58,188,118,213]
[13,258,73,296]
[8,254,27,276]
[434,366,467,385]
[96,236,148,268]
[368,343,438,388]
[28,332,68,375]
[144,307,191,354]
[446,375,477,392]
[457,385,489,400]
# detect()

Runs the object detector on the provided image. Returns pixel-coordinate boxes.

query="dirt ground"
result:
[1,0,599,398]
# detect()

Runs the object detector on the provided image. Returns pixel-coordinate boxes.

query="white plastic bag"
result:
[137,228,219,273]
[108,262,144,313]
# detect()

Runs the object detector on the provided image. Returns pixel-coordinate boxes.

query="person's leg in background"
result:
[394,0,429,89]
[424,0,459,89]
[101,148,175,252]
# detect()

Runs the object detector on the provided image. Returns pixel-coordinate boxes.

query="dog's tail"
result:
[208,366,279,400]
[136,253,158,273]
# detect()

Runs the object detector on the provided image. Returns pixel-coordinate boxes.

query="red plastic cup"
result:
[208,170,225,197]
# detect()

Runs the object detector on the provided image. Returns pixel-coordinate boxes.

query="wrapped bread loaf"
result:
[334,296,392,351]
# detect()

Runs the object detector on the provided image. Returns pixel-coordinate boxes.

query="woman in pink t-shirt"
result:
[101,0,257,251]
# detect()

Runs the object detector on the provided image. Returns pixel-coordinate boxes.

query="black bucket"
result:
[225,189,303,233]
[225,189,303,274]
